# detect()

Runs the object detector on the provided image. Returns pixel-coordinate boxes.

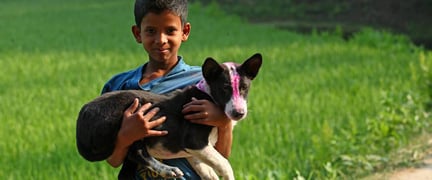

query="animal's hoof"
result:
[159,166,184,178]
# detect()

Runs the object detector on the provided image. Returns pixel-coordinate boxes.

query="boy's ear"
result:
[182,23,191,42]
[132,25,142,43]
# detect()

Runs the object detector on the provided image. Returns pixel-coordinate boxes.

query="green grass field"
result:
[1,0,431,179]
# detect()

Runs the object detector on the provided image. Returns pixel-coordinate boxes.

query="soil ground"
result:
[366,156,432,180]
[363,136,432,180]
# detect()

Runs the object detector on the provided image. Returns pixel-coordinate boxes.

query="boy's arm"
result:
[107,98,168,167]
[107,135,132,167]
[182,98,233,158]
[214,119,233,158]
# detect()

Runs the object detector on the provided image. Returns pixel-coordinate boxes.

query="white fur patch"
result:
[223,62,248,120]
[186,145,234,180]
[147,143,191,159]
[208,127,218,147]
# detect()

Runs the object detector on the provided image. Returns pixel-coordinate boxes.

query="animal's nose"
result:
[231,110,245,120]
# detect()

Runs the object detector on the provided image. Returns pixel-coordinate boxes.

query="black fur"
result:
[76,87,214,158]
[76,53,263,179]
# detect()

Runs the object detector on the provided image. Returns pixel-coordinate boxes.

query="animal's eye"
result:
[240,83,247,90]
[223,83,231,91]
[239,81,249,92]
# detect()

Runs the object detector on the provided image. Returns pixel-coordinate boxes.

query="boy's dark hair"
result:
[134,0,188,27]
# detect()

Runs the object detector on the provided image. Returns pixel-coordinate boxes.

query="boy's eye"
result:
[166,28,176,35]
[144,28,156,35]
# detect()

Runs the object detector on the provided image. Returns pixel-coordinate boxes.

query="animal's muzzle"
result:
[229,109,246,120]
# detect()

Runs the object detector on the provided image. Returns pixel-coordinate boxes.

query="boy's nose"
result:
[155,33,168,44]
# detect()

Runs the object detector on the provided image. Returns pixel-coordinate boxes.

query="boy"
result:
[102,0,233,179]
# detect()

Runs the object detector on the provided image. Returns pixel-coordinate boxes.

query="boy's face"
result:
[132,10,190,63]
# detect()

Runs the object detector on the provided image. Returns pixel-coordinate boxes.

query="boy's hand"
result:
[117,98,168,148]
[183,98,233,158]
[108,98,167,167]
[182,98,231,128]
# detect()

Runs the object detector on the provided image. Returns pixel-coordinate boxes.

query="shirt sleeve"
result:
[101,66,144,94]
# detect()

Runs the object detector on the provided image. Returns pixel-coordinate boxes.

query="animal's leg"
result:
[186,156,219,180]
[186,145,234,180]
[128,143,184,178]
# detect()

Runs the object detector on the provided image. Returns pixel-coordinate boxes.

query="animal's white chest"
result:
[208,127,218,147]
[147,143,191,159]
[146,127,220,159]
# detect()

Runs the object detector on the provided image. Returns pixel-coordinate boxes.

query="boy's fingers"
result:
[125,98,139,115]
[147,130,168,137]
[142,107,159,118]
[138,102,154,114]
[182,97,201,107]
[182,104,204,114]
[184,112,207,120]
[147,116,168,136]
[149,116,166,126]
[189,120,204,124]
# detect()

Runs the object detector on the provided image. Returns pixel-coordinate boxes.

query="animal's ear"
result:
[240,53,262,80]
[202,57,223,81]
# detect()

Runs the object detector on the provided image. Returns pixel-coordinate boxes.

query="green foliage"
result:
[197,0,432,49]
[0,0,431,179]
[419,52,432,108]
[195,0,350,20]
[349,28,415,51]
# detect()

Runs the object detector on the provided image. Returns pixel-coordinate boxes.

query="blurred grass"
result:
[0,0,431,179]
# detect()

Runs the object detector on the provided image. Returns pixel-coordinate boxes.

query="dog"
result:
[76,53,262,179]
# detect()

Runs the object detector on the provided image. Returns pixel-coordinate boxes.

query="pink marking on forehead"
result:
[223,62,243,107]
[223,62,239,77]
[223,63,240,89]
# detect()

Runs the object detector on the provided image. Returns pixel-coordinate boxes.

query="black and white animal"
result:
[76,53,262,180]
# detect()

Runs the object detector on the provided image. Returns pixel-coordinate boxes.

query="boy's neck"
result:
[140,58,179,85]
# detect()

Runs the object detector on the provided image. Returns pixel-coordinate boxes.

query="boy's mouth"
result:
[152,48,169,55]
[156,47,169,53]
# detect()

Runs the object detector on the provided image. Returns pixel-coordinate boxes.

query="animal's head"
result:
[200,53,262,121]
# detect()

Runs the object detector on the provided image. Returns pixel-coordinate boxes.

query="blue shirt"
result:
[102,57,202,94]
[102,56,202,180]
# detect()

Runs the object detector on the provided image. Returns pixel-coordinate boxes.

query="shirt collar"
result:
[138,56,188,90]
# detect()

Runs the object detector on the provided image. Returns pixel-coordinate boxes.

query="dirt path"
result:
[388,156,432,180]
[365,138,432,180]
[365,156,432,180]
